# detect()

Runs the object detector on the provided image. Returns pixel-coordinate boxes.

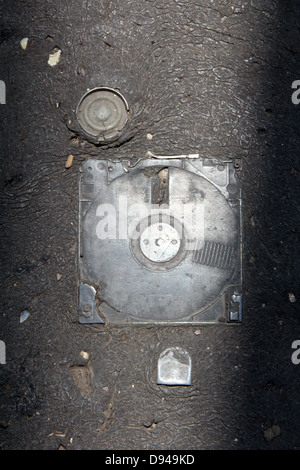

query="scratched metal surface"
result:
[0,0,299,449]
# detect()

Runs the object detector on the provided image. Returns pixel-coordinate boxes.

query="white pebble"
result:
[288,292,296,303]
[48,48,61,67]
[80,350,89,360]
[20,310,30,323]
[20,38,29,50]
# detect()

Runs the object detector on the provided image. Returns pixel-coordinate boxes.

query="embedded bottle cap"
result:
[76,87,129,142]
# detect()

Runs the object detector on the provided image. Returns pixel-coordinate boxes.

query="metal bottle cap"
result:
[76,87,129,142]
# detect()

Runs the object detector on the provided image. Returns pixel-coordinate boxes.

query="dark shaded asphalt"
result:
[0,0,299,450]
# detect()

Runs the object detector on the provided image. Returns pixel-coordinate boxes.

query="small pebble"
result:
[56,273,62,281]
[48,48,61,67]
[194,329,201,335]
[20,38,29,50]
[65,154,74,169]
[146,133,153,140]
[264,425,281,442]
[288,292,296,303]
[80,351,89,361]
[20,310,30,323]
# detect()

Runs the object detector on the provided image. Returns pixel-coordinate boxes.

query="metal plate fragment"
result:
[157,348,192,386]
[78,155,242,324]
[78,283,104,324]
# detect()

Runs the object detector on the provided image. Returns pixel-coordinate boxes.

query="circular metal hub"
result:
[140,222,181,262]
[130,214,187,272]
[76,87,129,142]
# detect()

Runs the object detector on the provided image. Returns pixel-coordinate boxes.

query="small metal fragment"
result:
[78,283,104,324]
[157,347,192,386]
[229,292,242,322]
[147,150,199,160]
[229,310,240,321]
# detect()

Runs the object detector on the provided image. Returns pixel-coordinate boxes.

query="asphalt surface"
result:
[0,0,300,450]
